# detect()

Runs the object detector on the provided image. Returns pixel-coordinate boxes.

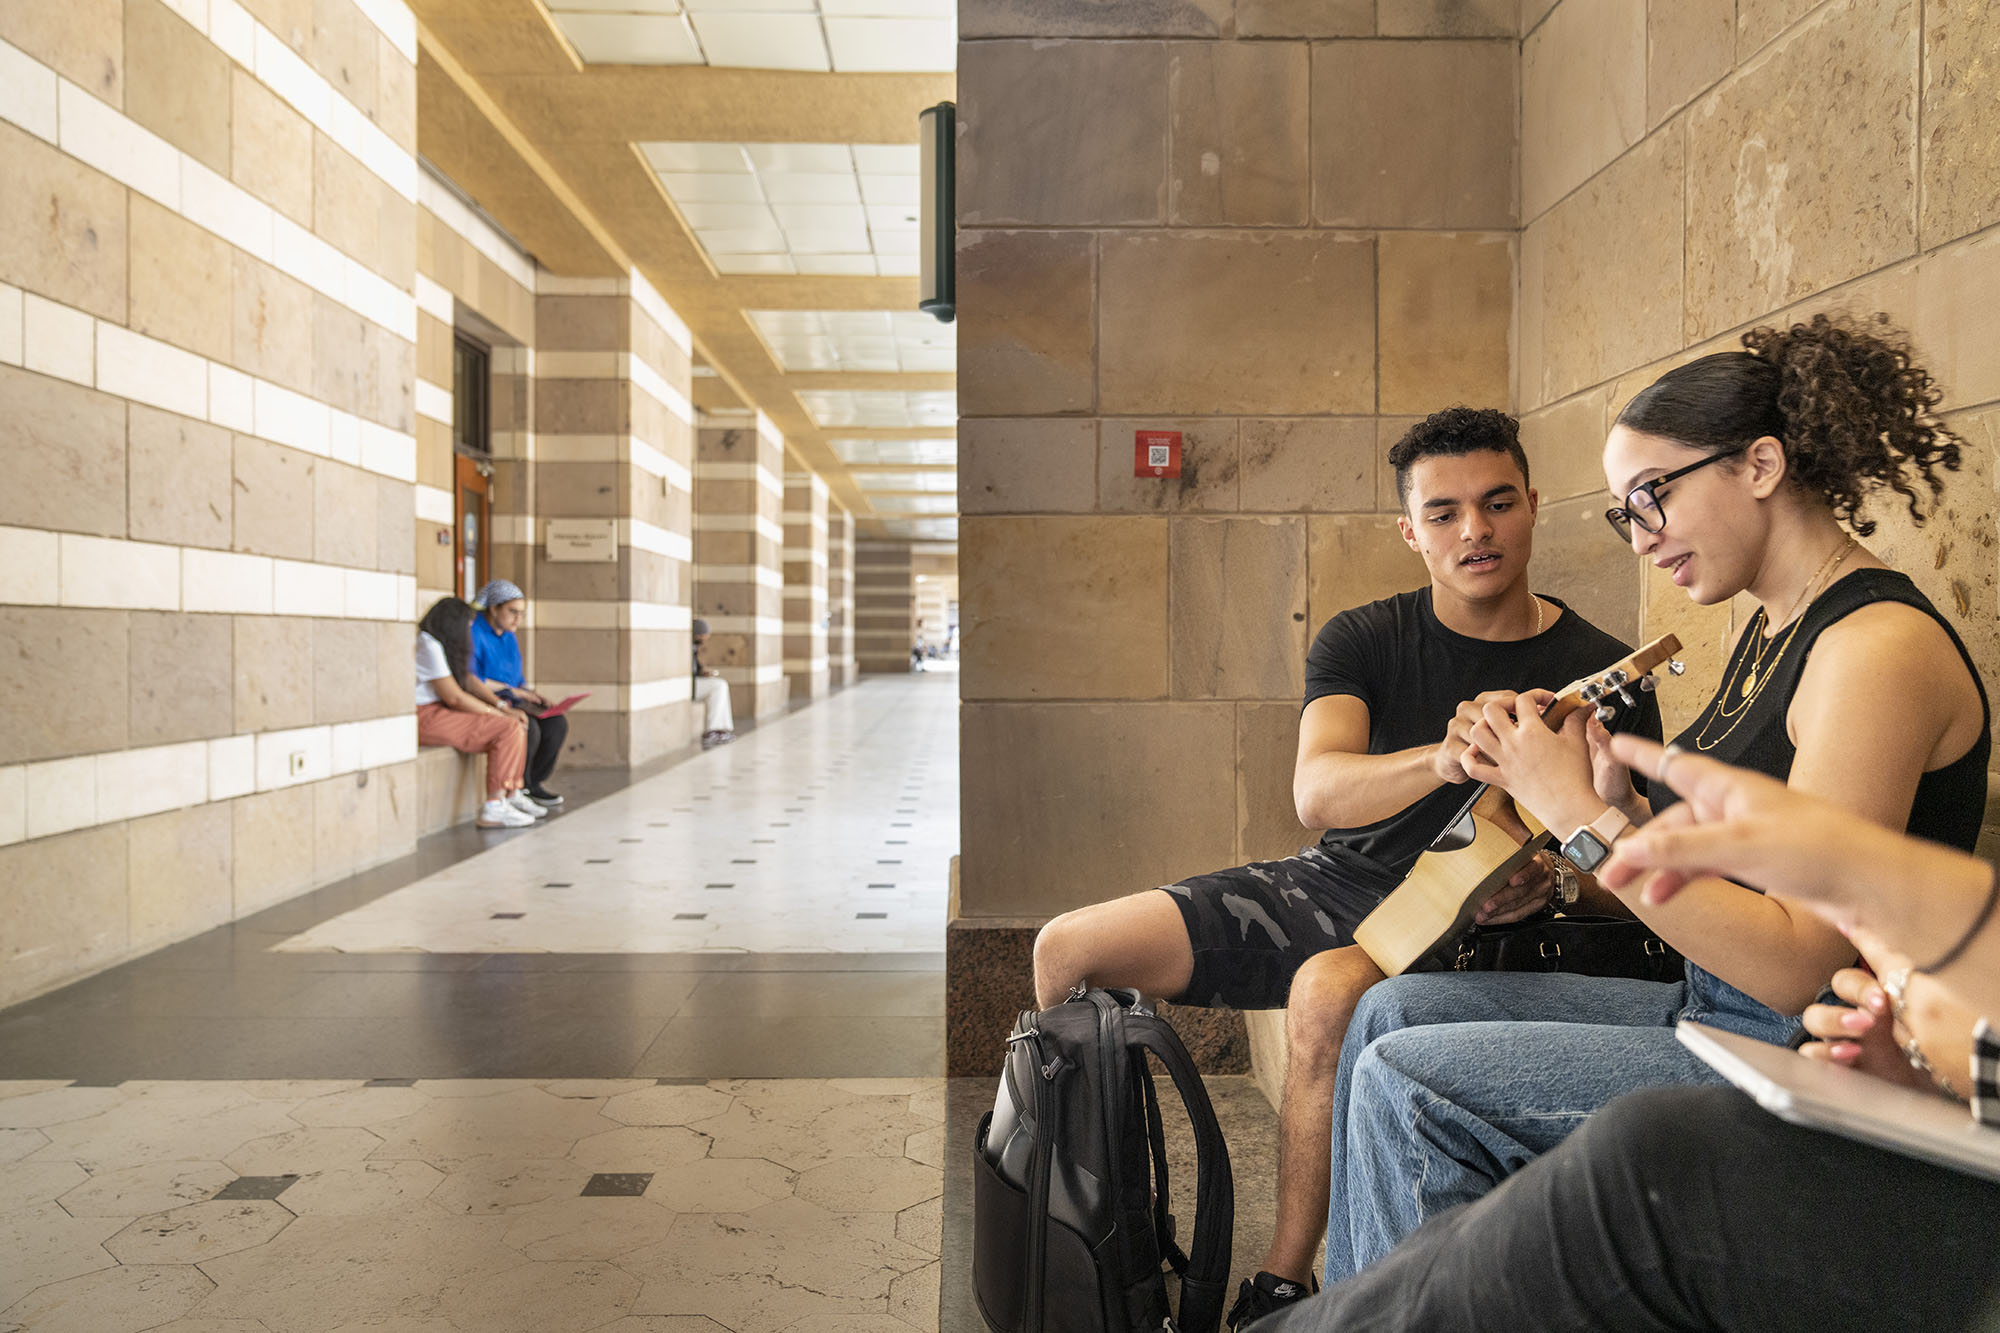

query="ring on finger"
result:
[1658,742,1688,787]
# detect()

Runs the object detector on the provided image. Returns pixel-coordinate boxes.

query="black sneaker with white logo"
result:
[1226,1270,1315,1330]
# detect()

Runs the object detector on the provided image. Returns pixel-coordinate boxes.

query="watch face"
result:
[1563,829,1612,872]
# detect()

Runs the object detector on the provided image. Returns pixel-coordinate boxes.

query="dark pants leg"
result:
[523,712,566,790]
[1259,1085,2000,1333]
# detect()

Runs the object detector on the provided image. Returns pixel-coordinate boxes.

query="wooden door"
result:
[454,454,491,602]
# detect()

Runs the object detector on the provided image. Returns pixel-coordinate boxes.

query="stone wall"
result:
[1516,0,2000,763]
[953,2,1514,952]
[694,412,790,720]
[856,540,919,672]
[828,507,858,687]
[0,0,424,1006]
[783,470,832,702]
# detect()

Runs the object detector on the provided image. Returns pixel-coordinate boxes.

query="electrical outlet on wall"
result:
[288,751,307,777]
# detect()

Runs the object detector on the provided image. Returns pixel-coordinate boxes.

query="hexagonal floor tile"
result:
[0,1087,124,1130]
[902,1126,943,1170]
[369,1088,614,1172]
[893,1196,941,1256]
[57,1160,237,1218]
[888,1261,939,1331]
[0,1127,50,1164]
[570,1126,710,1176]
[601,1085,733,1128]
[793,1157,939,1215]
[0,1201,122,1311]
[0,1159,88,1212]
[645,1158,794,1214]
[501,1194,678,1260]
[427,1156,586,1216]
[104,1200,293,1265]
[0,1262,213,1333]
[430,1257,638,1328]
[224,1127,384,1177]
[278,1160,443,1216]
[287,1087,427,1129]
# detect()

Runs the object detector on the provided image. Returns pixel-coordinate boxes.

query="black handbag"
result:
[1451,912,1685,983]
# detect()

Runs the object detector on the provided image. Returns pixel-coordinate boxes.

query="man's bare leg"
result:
[1262,945,1385,1285]
[1033,889,1194,1009]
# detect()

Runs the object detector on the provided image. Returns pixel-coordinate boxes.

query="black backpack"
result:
[972,987,1234,1333]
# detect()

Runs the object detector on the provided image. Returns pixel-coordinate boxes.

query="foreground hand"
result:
[1799,966,1937,1093]
[1461,691,1596,831]
[1475,852,1554,926]
[1601,736,1882,922]
[1584,713,1642,814]
[1434,690,1525,785]
[506,708,532,726]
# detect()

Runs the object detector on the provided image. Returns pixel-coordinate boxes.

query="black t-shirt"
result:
[1302,588,1663,893]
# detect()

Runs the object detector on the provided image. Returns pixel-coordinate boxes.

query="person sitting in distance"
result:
[691,618,735,749]
[469,579,566,809]
[414,597,546,828]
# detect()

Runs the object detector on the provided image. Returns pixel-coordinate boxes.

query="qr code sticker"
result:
[1148,444,1171,467]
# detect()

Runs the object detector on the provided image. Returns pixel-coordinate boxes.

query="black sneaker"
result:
[1227,1271,1314,1330]
[526,787,563,807]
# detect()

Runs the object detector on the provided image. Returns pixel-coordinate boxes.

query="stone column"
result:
[827,506,858,687]
[782,470,831,702]
[854,541,917,673]
[693,411,787,719]
[949,5,1518,1075]
[529,272,697,767]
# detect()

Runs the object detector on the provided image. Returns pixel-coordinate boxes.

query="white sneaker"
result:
[507,790,547,818]
[478,798,535,828]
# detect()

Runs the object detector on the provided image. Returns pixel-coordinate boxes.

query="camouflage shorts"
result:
[1160,847,1393,1010]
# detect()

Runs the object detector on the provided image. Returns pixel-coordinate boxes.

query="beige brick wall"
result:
[694,413,789,720]
[783,470,832,702]
[1517,0,2000,749]
[855,540,919,673]
[956,4,1513,919]
[957,0,2000,927]
[827,506,858,687]
[0,0,424,1005]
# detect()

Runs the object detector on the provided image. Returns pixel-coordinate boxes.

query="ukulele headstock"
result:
[1547,635,1684,727]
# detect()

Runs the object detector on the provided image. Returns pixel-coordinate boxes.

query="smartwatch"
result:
[1559,807,1632,874]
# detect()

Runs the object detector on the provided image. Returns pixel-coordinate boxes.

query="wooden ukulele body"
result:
[1351,635,1683,976]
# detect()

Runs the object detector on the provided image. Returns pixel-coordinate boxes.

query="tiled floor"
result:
[0,675,963,1330]
[278,676,958,956]
[0,1075,943,1332]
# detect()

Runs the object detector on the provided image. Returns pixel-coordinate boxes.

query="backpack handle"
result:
[1126,1016,1235,1333]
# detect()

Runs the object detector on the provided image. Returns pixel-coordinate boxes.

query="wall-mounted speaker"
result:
[918,101,955,323]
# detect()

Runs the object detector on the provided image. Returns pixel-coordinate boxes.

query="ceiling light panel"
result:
[687,11,830,68]
[852,470,957,492]
[647,143,923,277]
[824,17,954,71]
[798,390,956,429]
[831,438,957,465]
[550,12,703,63]
[877,517,959,540]
[869,494,957,514]
[547,0,685,12]
[750,310,955,373]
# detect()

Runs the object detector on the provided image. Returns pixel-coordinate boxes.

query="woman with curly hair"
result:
[1315,314,1990,1283]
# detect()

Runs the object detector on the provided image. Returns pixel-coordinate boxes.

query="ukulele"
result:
[1352,635,1686,977]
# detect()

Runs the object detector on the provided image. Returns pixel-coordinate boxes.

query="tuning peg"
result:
[1637,675,1659,692]
[1595,704,1617,724]
[1616,686,1638,707]
[1667,658,1686,676]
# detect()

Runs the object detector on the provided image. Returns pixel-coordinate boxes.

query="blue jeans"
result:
[1324,965,1799,1281]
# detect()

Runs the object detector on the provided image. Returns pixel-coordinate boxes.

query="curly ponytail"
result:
[1615,312,1962,536]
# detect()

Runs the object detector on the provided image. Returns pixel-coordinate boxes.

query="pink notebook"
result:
[536,693,590,719]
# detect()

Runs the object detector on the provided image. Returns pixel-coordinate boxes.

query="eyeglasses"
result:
[1603,445,1747,542]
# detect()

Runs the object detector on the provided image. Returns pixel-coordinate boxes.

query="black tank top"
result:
[1655,568,1990,851]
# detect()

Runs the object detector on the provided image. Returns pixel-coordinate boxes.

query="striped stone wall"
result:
[783,471,831,702]
[694,412,788,720]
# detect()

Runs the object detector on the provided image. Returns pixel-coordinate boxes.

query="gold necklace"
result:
[1740,535,1856,700]
[1695,535,1856,750]
[1531,595,1543,637]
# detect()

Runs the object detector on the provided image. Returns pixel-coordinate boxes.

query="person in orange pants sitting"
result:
[413,597,541,829]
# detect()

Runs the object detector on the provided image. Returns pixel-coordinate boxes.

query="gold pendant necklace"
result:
[1697,534,1857,750]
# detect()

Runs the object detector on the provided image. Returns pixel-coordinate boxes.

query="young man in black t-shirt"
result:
[1032,408,1661,1328]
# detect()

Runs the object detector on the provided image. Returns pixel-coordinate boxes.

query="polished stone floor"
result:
[0,676,962,1331]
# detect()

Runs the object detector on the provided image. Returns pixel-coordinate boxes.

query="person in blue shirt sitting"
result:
[470,579,566,808]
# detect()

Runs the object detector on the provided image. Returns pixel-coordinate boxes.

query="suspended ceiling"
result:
[409,0,958,542]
